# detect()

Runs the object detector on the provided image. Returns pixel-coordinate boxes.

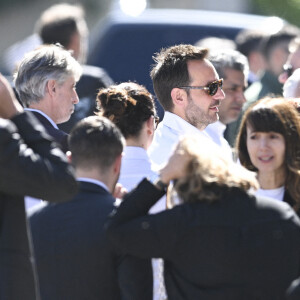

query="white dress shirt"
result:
[148,111,214,167]
[118,146,166,300]
[204,120,233,161]
[119,146,156,191]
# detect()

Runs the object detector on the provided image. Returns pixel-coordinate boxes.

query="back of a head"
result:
[208,49,249,80]
[96,82,156,139]
[195,37,236,52]
[68,116,125,171]
[35,3,88,63]
[261,24,300,60]
[150,44,208,111]
[171,136,258,205]
[14,44,82,107]
[235,29,268,57]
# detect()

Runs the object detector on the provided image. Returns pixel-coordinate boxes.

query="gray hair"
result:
[208,49,249,80]
[14,44,82,106]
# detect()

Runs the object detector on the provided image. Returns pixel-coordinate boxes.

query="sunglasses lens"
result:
[209,80,221,96]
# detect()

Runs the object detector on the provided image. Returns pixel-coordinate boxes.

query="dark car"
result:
[88,8,285,116]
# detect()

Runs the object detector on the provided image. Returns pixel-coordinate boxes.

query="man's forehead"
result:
[187,59,219,82]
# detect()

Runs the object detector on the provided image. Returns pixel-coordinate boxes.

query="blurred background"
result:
[0,0,299,58]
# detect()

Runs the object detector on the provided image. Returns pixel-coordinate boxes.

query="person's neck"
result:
[75,168,114,193]
[258,170,285,190]
[126,137,147,150]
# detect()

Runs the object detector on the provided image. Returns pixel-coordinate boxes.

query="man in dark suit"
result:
[14,44,82,152]
[29,116,152,300]
[0,74,77,300]
[35,3,114,133]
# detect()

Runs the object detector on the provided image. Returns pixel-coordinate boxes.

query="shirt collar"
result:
[123,146,150,160]
[25,108,58,129]
[162,111,212,139]
[77,177,110,192]
[205,120,226,137]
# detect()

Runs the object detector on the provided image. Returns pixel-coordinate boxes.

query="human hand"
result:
[113,183,127,199]
[0,73,23,119]
[159,142,191,185]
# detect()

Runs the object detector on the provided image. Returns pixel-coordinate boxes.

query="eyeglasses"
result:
[283,64,294,78]
[154,116,159,129]
[177,78,223,96]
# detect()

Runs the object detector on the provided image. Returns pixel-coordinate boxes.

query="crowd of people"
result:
[1,3,300,300]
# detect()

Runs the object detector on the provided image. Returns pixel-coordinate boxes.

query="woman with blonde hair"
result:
[107,136,300,300]
[236,97,300,214]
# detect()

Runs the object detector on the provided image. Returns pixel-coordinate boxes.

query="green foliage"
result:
[252,0,300,27]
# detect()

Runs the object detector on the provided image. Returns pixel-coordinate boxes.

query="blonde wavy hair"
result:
[169,137,259,206]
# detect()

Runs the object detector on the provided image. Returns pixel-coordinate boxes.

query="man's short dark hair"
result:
[235,29,267,58]
[35,3,87,48]
[150,44,208,111]
[68,116,125,171]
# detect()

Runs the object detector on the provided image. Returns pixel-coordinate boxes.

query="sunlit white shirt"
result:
[148,111,213,167]
[205,120,233,161]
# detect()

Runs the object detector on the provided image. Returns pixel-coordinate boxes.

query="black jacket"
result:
[107,179,300,300]
[0,111,77,300]
[30,111,69,152]
[29,181,152,300]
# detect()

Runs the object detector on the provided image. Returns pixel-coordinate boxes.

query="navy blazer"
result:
[29,181,152,300]
[0,112,77,300]
[30,111,69,152]
[107,179,300,300]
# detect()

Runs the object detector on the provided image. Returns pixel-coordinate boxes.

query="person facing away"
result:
[33,2,114,133]
[148,44,225,167]
[106,135,300,300]
[204,49,249,160]
[0,73,78,300]
[235,97,300,215]
[96,82,158,192]
[28,116,153,300]
[14,44,82,153]
[234,29,268,85]
[97,82,166,300]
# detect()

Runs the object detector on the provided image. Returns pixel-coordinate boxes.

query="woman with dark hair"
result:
[96,82,159,192]
[97,82,165,299]
[236,97,300,213]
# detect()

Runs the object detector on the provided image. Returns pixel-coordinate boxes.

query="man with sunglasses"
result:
[279,37,300,84]
[148,44,225,167]
[204,49,249,161]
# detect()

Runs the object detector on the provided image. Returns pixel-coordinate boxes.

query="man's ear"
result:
[113,154,122,174]
[171,87,187,108]
[46,79,56,97]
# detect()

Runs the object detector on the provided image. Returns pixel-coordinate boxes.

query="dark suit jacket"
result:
[0,111,77,300]
[29,181,152,300]
[30,110,69,152]
[107,179,300,300]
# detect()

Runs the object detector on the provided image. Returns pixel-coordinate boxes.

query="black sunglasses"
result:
[178,78,223,96]
[283,64,294,78]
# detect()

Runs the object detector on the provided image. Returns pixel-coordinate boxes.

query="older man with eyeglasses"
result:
[148,44,225,167]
